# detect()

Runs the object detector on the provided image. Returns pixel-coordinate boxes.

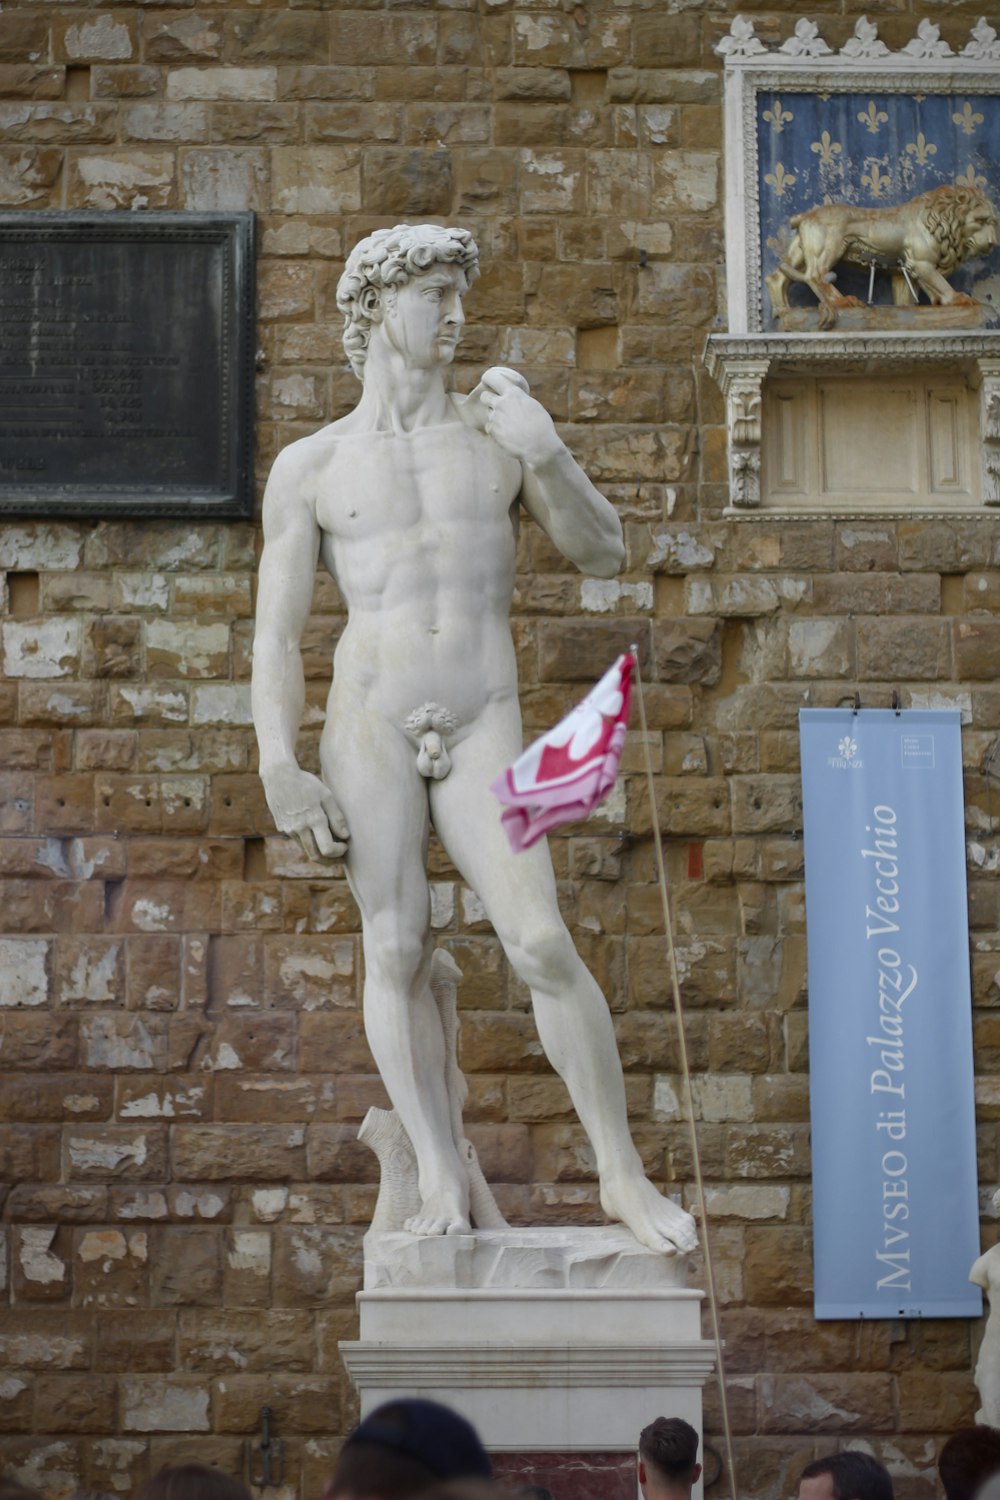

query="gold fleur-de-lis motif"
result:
[861,160,891,197]
[764,162,797,197]
[905,133,937,165]
[957,162,988,190]
[810,130,842,167]
[763,98,794,133]
[857,100,889,135]
[952,101,985,136]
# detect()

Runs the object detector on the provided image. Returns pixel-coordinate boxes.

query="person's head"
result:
[638,1417,701,1499]
[326,1399,493,1500]
[336,224,480,379]
[797,1452,893,1500]
[134,1467,253,1500]
[0,1480,45,1500]
[940,1426,1000,1500]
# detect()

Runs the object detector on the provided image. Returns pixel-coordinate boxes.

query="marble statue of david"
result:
[251,223,697,1255]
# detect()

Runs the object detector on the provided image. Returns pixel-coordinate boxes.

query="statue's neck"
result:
[356,344,454,434]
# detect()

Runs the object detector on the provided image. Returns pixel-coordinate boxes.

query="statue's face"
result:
[967,203,998,258]
[377,262,467,370]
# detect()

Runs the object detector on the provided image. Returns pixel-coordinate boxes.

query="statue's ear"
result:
[359,285,382,322]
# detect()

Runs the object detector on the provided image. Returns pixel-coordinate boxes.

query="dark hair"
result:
[326,1445,437,1500]
[134,1467,253,1500]
[513,1489,556,1500]
[0,1481,45,1500]
[940,1427,1000,1500]
[799,1452,894,1500]
[639,1418,700,1482]
[328,1400,492,1499]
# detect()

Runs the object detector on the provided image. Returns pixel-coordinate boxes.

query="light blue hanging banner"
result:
[799,709,981,1320]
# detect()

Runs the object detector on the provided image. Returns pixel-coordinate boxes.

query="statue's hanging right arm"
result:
[251,448,349,861]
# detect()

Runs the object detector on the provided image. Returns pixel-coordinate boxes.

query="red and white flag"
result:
[491,652,634,852]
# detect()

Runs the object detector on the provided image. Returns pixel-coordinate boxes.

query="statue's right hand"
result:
[260,764,349,862]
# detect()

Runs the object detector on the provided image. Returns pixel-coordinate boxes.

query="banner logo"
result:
[828,733,862,769]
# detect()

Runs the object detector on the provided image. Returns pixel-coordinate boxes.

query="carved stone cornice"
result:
[706,332,1000,379]
[717,14,1000,67]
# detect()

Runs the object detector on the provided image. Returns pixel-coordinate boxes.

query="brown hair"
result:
[940,1427,1000,1500]
[638,1418,700,1483]
[134,1467,253,1500]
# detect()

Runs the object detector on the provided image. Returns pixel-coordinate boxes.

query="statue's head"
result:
[336,224,480,378]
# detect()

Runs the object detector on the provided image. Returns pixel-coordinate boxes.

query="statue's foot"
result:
[404,1183,471,1237]
[600,1173,699,1256]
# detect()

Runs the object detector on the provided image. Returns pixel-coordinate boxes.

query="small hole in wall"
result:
[7,572,39,618]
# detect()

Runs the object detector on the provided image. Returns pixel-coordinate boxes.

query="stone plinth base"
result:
[493,1450,636,1500]
[340,1225,715,1481]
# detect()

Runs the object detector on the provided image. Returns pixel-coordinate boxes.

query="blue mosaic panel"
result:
[757,91,1000,327]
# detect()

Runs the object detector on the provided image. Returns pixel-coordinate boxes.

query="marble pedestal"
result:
[339,1226,716,1498]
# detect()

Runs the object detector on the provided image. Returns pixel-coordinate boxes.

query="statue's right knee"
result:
[364,922,428,994]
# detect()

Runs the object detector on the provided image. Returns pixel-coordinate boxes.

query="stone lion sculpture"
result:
[766,182,998,328]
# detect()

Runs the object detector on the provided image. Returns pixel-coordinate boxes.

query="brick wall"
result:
[0,2,996,1497]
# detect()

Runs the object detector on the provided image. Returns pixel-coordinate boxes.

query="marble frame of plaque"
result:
[0,211,255,519]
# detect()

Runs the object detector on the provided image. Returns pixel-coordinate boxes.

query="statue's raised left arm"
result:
[472,366,624,579]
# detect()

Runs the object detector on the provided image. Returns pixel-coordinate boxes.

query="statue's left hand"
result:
[475,368,563,468]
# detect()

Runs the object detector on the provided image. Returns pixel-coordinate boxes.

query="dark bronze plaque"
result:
[0,211,255,519]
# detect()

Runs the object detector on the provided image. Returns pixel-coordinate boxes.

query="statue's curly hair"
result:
[917,183,996,275]
[336,224,480,378]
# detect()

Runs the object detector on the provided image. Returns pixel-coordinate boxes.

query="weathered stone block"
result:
[91,65,159,98]
[65,1127,168,1182]
[172,1125,306,1181]
[857,619,951,681]
[166,68,277,103]
[145,15,223,65]
[178,1309,313,1372]
[956,620,1000,680]
[4,618,80,679]
[271,1225,363,1306]
[96,1311,175,1372]
[73,1228,149,1310]
[263,936,357,1011]
[0,65,64,101]
[0,104,117,147]
[360,147,452,216]
[122,1378,210,1433]
[760,1373,895,1433]
[180,149,269,212]
[212,1373,343,1434]
[149,1228,221,1307]
[0,16,48,63]
[56,14,136,63]
[270,146,361,215]
[13,1224,70,1305]
[0,1312,91,1370]
[68,152,175,212]
[0,938,49,1008]
[653,618,721,684]
[227,14,327,63]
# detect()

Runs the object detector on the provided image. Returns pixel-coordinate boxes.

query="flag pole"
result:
[631,646,740,1500]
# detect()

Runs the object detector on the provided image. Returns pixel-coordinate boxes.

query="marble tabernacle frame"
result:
[707,16,1000,513]
[0,211,256,519]
[719,15,1000,336]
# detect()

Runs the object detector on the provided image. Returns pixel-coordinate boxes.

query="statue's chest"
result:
[316,426,521,538]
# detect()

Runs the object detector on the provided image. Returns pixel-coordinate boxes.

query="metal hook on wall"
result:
[247,1406,285,1490]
